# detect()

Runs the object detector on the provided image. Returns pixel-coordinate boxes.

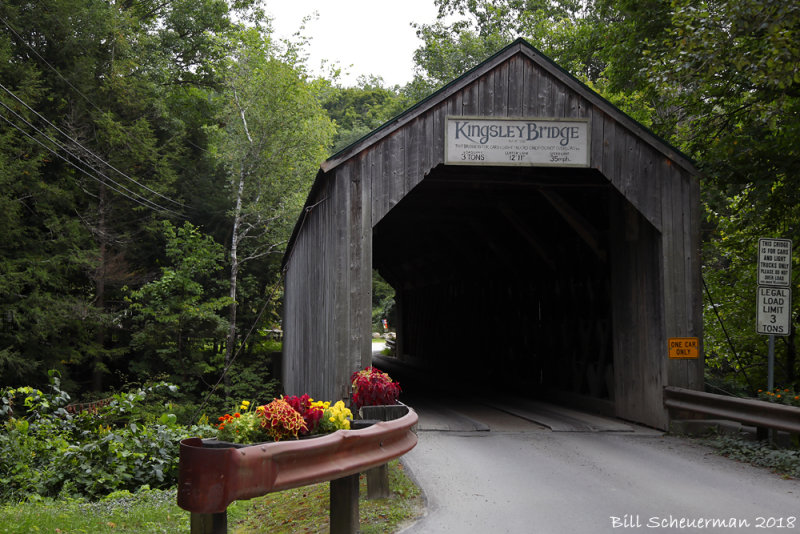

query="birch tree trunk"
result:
[224,94,252,388]
[225,168,246,386]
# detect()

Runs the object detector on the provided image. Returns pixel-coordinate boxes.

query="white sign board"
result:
[756,286,791,336]
[758,238,792,287]
[445,117,590,167]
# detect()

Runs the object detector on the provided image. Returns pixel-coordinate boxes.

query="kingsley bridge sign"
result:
[445,117,590,167]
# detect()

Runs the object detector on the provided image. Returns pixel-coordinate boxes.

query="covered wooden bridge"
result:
[281,39,702,429]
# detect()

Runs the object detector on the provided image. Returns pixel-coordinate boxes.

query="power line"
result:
[0,109,172,214]
[0,106,184,217]
[1,13,193,211]
[0,82,189,211]
[0,14,104,115]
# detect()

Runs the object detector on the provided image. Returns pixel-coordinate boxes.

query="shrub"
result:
[0,371,213,502]
[757,387,800,407]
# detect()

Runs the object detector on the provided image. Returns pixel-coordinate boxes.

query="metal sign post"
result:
[756,238,792,396]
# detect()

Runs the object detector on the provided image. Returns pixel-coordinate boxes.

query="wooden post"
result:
[330,473,360,534]
[190,512,227,534]
[360,404,406,500]
[366,464,391,499]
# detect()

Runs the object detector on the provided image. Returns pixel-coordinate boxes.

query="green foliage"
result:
[321,76,412,153]
[703,434,800,479]
[126,221,230,387]
[372,271,396,331]
[0,372,214,502]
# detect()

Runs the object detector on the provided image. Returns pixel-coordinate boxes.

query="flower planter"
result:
[177,404,417,534]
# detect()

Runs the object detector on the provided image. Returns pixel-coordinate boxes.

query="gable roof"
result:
[323,37,695,174]
[283,38,696,269]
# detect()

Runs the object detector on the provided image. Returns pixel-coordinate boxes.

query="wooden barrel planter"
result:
[177,404,418,534]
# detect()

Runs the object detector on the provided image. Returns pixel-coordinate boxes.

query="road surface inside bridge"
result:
[376,360,800,533]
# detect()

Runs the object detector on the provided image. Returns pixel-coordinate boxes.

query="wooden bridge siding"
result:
[609,196,668,427]
[663,163,704,389]
[283,159,372,401]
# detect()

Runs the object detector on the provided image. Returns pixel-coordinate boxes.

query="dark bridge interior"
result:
[373,165,618,400]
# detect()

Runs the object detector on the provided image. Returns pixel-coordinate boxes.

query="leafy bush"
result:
[757,387,800,407]
[0,371,214,502]
[704,434,800,478]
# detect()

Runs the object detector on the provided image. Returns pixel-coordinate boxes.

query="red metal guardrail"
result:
[664,386,800,434]
[177,405,418,532]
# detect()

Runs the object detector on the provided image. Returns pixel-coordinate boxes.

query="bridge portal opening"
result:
[373,165,629,404]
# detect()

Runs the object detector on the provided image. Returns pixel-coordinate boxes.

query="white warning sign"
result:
[756,286,791,336]
[758,238,792,287]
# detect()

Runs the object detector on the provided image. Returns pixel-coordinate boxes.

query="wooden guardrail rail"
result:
[663,386,800,434]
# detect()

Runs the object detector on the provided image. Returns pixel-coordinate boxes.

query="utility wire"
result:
[191,197,329,421]
[0,107,183,217]
[0,99,173,214]
[0,82,189,211]
[702,275,752,389]
[1,15,192,211]
[0,14,104,115]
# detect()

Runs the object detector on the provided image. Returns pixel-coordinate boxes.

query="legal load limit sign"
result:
[756,286,791,336]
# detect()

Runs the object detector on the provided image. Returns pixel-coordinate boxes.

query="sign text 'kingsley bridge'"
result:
[445,117,590,167]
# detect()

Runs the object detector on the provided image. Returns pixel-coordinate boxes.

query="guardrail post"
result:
[190,512,227,534]
[330,473,360,534]
[366,464,391,499]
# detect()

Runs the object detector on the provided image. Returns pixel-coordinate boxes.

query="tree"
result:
[0,0,250,391]
[210,28,334,380]
[647,0,800,391]
[320,75,411,153]
[126,221,230,390]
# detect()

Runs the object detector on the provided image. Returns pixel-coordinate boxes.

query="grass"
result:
[233,460,424,534]
[0,461,423,534]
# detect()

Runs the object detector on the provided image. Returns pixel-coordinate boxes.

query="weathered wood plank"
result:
[481,70,495,115]
[565,90,587,118]
[494,60,509,115]
[590,106,604,170]
[507,54,523,117]
[333,166,351,400]
[405,118,421,193]
[432,103,445,164]
[462,82,479,115]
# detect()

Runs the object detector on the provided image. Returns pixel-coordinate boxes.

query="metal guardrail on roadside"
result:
[663,386,800,434]
[178,405,418,534]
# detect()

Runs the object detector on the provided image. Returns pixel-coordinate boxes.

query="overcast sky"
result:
[266,0,441,87]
